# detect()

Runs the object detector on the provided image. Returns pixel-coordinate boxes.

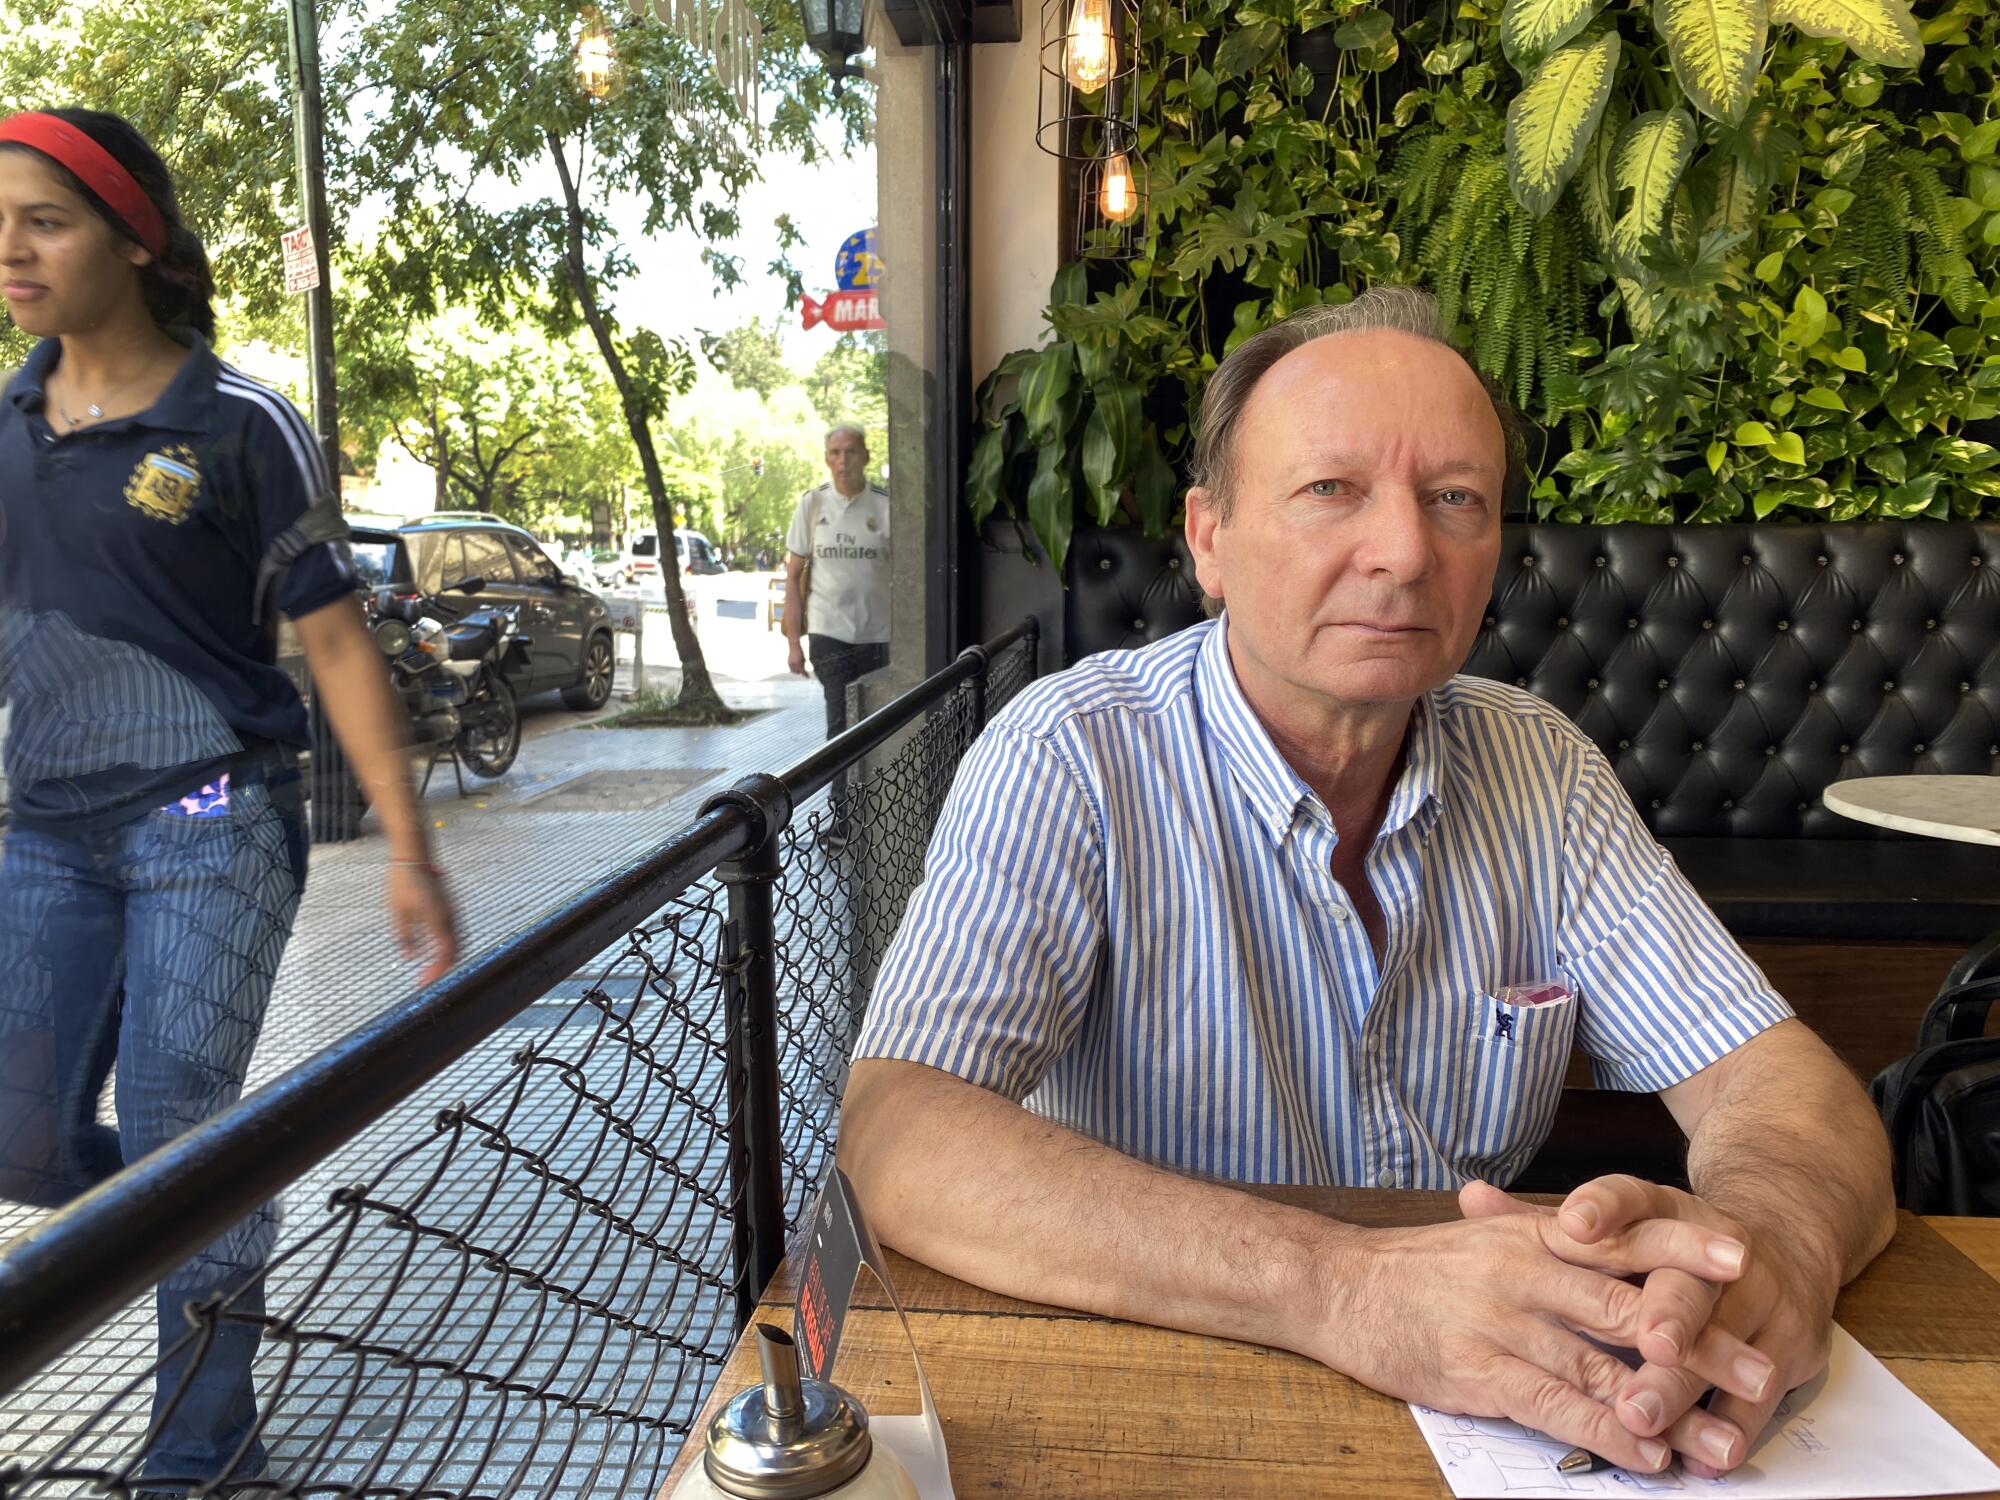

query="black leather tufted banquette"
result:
[1463,523,2000,942]
[1064,521,2000,943]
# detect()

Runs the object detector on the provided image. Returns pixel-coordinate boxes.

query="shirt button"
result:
[1376,1168,1398,1188]
[1332,906,1351,923]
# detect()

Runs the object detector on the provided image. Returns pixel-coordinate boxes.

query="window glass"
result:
[632,532,659,558]
[507,535,559,583]
[413,534,460,595]
[458,530,517,587]
[350,539,400,588]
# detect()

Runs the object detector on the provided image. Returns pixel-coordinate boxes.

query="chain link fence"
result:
[0,624,1037,1500]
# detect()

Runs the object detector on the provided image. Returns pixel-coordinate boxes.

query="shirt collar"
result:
[4,331,217,434]
[1196,613,1447,848]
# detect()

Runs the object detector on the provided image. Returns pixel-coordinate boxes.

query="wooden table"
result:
[662,1188,2000,1498]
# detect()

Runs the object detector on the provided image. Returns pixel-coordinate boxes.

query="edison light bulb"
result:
[1099,151,1138,224]
[1063,0,1116,90]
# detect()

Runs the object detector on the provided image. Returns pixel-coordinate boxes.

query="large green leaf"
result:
[1018,344,1076,442]
[1084,380,1144,523]
[1505,31,1622,217]
[1501,0,1610,70]
[967,423,1011,528]
[1133,427,1181,537]
[1609,109,1697,275]
[1654,0,1767,124]
[1771,0,1922,67]
[1574,97,1625,254]
[1026,443,1074,573]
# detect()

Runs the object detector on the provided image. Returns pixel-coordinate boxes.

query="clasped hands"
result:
[1340,1174,1837,1477]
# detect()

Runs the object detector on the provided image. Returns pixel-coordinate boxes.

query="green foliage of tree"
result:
[973,0,2000,553]
[703,316,791,397]
[804,331,888,443]
[0,0,304,368]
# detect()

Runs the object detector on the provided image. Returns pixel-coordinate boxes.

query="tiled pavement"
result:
[0,661,842,1499]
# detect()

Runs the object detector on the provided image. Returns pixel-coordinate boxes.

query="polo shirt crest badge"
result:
[124,445,202,525]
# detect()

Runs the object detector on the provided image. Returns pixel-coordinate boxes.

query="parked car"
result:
[622,527,725,585]
[348,513,617,712]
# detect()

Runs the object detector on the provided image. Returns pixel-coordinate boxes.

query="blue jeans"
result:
[0,774,306,1488]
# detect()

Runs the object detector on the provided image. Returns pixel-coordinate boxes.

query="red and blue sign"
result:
[803,227,886,333]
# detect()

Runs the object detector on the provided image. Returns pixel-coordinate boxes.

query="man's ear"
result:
[1185,486,1226,607]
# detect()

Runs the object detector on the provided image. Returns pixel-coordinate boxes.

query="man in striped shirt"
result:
[838,288,1895,1478]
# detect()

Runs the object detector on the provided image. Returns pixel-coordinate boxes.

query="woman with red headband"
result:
[0,109,459,1495]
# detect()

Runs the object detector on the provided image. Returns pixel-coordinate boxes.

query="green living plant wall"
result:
[968,0,2000,571]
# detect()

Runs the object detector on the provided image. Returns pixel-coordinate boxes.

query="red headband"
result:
[0,112,168,259]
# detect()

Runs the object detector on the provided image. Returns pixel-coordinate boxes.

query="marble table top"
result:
[1822,774,2000,847]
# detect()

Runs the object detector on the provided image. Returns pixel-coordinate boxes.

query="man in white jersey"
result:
[784,424,890,740]
[838,289,1894,1478]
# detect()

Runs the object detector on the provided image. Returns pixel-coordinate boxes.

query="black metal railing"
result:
[0,620,1038,1500]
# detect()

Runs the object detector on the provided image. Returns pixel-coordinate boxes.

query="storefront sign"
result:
[800,289,884,332]
[803,227,885,332]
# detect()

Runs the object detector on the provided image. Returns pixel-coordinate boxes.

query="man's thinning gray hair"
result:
[826,422,868,450]
[1187,286,1528,518]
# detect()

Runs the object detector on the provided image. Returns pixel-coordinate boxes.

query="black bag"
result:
[1869,977,2000,1216]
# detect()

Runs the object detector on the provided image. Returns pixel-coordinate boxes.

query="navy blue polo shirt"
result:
[0,333,355,830]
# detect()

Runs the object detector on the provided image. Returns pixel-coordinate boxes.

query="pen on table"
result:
[1556,1447,1609,1474]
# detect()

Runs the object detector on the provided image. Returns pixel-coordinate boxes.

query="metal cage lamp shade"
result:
[1035,0,1139,161]
[797,0,865,83]
[1077,147,1147,259]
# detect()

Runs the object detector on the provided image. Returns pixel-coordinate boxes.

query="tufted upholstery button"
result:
[1797,802,1810,813]
[1927,619,1938,630]
[1668,555,1681,568]
[1894,553,1906,565]
[1809,680,1820,692]
[1557,616,1569,628]
[1964,682,1974,692]
[1099,557,1113,571]
[1884,680,1896,692]
[1702,619,1714,630]
[1167,557,1181,570]
[1516,677,1528,687]
[1818,555,1829,566]
[1651,798,1663,808]
[1587,677,1600,689]
[1618,738,1631,749]
[1852,619,1864,631]
[1765,745,1778,757]
[1132,618,1146,631]
[1840,743,1852,754]
[1778,619,1791,631]
[1741,554,1753,566]
[1722,799,1734,809]
[1484,616,1496,627]
[1595,555,1607,567]
[1915,743,1927,754]
[1523,555,1536,567]
[1691,740,1705,752]
[1734,679,1746,690]
[1976,556,1986,567]
[1657,677,1670,689]
[1627,617,1639,630]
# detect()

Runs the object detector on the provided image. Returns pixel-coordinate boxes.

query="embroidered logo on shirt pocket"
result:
[1482,980,1575,1045]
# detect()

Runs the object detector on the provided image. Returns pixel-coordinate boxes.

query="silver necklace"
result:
[54,370,149,429]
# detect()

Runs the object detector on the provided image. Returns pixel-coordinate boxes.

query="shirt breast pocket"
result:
[1453,985,1579,1184]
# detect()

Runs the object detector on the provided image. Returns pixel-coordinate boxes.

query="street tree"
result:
[329,0,864,720]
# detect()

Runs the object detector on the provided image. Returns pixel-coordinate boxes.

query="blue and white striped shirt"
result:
[855,618,1792,1188]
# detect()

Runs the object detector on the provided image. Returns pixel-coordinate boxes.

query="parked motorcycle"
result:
[369,576,532,779]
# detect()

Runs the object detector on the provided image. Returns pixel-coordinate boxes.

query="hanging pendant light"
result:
[1098,150,1138,223]
[576,10,616,99]
[1035,0,1139,160]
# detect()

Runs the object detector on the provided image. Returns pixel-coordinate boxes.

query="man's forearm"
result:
[1676,1021,1896,1292]
[838,1059,1360,1362]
